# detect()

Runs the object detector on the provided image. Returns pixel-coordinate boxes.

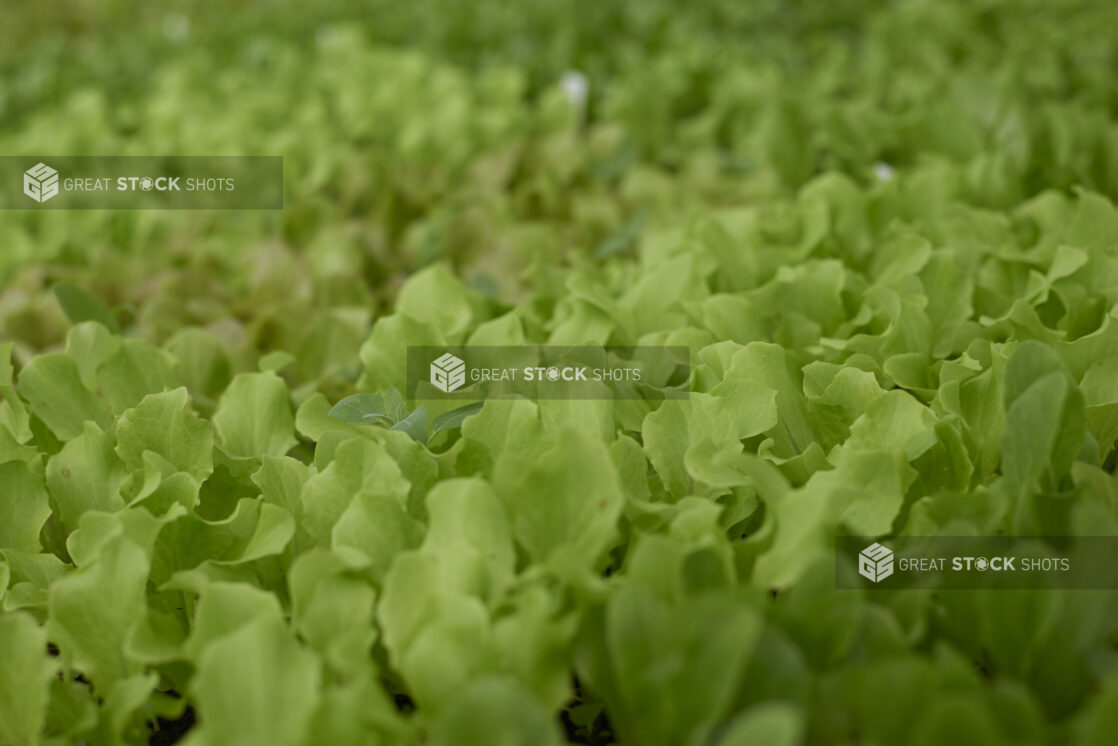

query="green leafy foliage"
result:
[52,284,120,334]
[3,0,1118,744]
[0,612,55,746]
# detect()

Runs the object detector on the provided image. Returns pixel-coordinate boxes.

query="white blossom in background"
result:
[873,161,895,182]
[560,70,589,129]
[162,14,190,42]
[316,26,345,50]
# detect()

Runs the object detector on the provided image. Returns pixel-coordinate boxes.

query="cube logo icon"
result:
[24,163,60,203]
[430,352,466,393]
[858,542,894,583]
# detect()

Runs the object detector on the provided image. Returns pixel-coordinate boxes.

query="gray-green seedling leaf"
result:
[389,404,428,444]
[328,393,389,427]
[431,401,484,434]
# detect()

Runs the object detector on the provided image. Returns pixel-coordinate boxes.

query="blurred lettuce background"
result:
[5,2,1118,745]
[5,0,1118,375]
